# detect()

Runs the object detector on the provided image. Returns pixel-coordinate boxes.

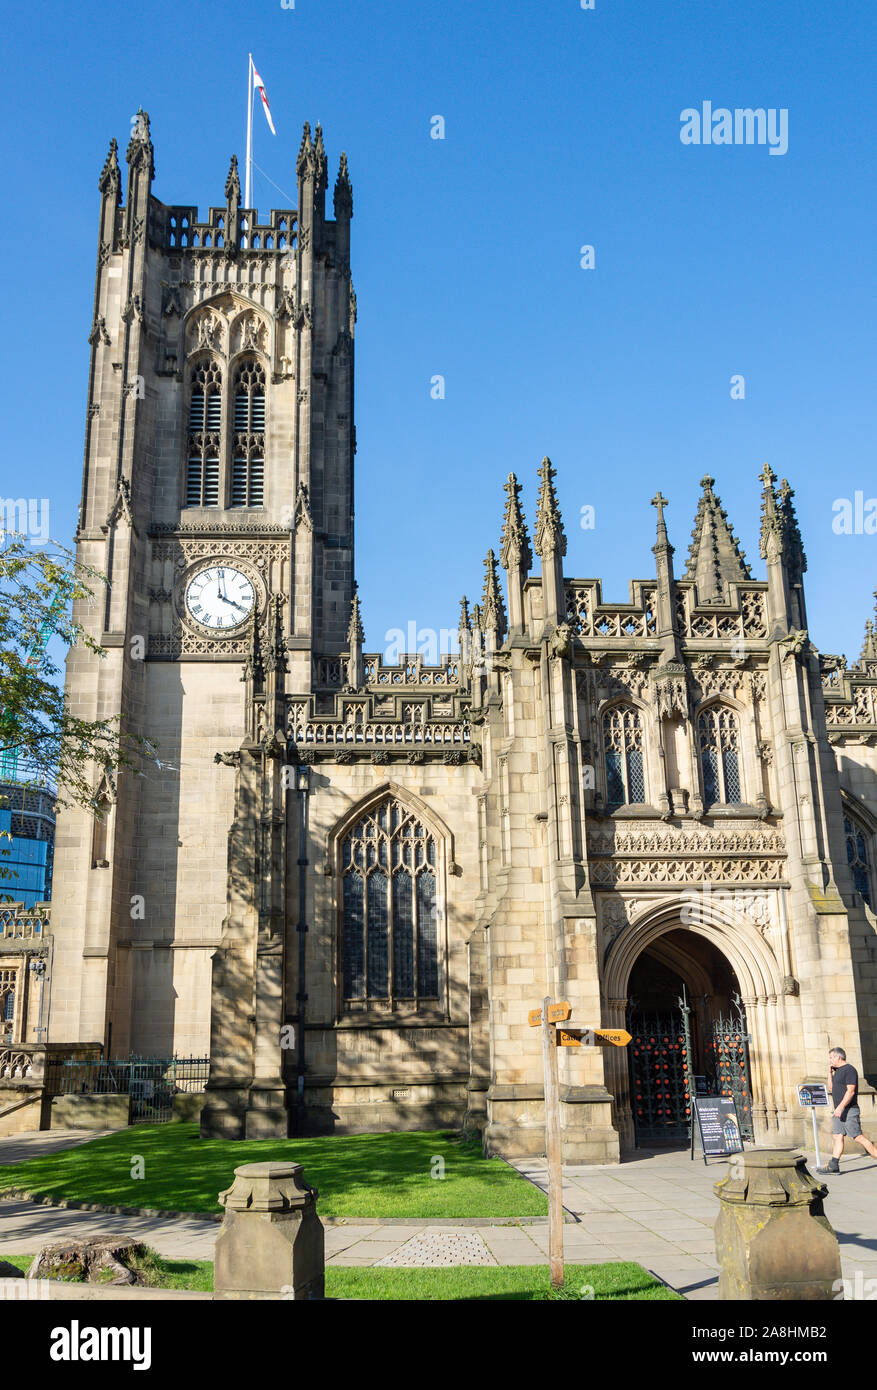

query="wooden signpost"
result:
[529,999,631,1288]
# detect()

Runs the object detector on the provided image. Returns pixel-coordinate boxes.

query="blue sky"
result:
[3,0,875,660]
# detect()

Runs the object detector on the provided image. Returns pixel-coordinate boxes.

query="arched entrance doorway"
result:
[626,928,753,1148]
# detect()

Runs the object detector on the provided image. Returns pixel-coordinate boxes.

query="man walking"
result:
[817,1047,877,1174]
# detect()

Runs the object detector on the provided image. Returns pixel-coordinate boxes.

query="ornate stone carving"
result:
[548,623,573,661]
[88,315,111,347]
[652,666,688,721]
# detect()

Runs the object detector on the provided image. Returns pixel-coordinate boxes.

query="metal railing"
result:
[46,1054,209,1098]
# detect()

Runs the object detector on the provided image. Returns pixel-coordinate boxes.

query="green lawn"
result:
[0,1254,677,1300]
[0,1125,547,1219]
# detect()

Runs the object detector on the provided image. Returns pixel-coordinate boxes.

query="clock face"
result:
[185,566,256,631]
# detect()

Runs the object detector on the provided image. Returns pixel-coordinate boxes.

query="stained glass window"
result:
[845,814,873,907]
[698,706,742,805]
[341,799,441,1005]
[602,706,646,807]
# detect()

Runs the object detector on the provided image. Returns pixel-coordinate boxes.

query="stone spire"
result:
[296,121,314,178]
[458,595,472,665]
[779,477,807,582]
[334,151,353,220]
[685,475,751,603]
[500,472,531,635]
[125,108,154,182]
[225,155,241,247]
[346,585,364,646]
[861,618,877,663]
[225,154,241,203]
[313,123,328,196]
[346,585,364,690]
[481,550,508,644]
[534,457,566,626]
[651,491,681,663]
[758,463,782,563]
[124,109,154,240]
[759,463,803,635]
[98,137,121,201]
[500,473,532,574]
[534,457,566,559]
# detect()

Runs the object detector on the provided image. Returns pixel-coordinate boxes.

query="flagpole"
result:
[244,52,253,216]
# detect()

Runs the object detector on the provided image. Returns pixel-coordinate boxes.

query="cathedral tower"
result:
[51,114,356,1059]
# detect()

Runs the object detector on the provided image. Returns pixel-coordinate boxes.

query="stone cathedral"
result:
[50,112,877,1160]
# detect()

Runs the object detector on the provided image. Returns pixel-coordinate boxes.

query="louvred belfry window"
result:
[186,360,222,507]
[341,798,441,1007]
[602,705,645,807]
[231,360,266,507]
[698,706,742,805]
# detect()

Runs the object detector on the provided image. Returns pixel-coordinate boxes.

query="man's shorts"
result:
[833,1106,863,1137]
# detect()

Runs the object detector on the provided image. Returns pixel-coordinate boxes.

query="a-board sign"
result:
[797,1082,830,1108]
[693,1095,744,1157]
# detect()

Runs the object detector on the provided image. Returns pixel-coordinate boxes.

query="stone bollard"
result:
[214,1162,325,1300]
[714,1148,841,1300]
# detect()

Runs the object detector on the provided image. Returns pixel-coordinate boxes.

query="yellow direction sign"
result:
[547,1002,572,1023]
[528,1001,571,1027]
[556,1027,633,1048]
[591,1028,632,1047]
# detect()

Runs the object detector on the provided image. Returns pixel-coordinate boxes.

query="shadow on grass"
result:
[0,1125,547,1219]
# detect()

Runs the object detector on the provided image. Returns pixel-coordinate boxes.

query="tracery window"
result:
[186,360,222,507]
[231,360,265,507]
[602,705,645,807]
[341,798,440,1006]
[1,968,15,1044]
[844,814,873,907]
[698,705,741,805]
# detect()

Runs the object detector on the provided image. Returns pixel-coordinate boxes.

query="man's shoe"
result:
[817,1160,840,1174]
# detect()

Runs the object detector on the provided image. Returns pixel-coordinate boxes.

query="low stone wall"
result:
[305,1080,466,1135]
[172,1092,204,1123]
[50,1094,130,1130]
[0,1087,48,1136]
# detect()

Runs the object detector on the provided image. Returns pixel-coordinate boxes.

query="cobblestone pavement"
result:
[2,1132,875,1298]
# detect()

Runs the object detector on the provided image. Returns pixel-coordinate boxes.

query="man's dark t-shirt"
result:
[831,1063,859,1114]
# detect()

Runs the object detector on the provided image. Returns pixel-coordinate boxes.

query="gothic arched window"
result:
[844,813,873,907]
[1,968,16,1044]
[699,705,741,805]
[602,705,645,807]
[186,360,222,507]
[341,798,440,1006]
[231,360,265,507]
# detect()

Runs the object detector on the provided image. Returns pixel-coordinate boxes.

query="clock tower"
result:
[50,112,356,1066]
